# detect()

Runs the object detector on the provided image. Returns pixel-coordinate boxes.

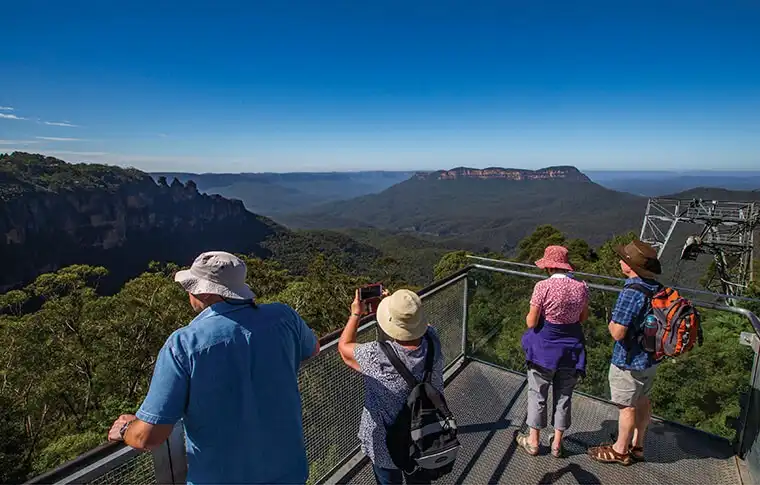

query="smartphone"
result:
[359,284,383,301]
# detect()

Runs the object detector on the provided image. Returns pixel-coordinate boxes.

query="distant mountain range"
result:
[279,167,760,255]
[588,170,760,196]
[278,166,647,251]
[4,153,759,291]
[153,169,760,221]
[152,171,414,216]
[0,153,398,291]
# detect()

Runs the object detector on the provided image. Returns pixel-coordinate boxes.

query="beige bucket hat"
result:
[376,289,426,341]
[174,251,255,300]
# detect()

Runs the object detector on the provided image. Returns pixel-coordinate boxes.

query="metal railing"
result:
[27,421,186,485]
[27,264,760,484]
[463,262,760,484]
[26,269,470,485]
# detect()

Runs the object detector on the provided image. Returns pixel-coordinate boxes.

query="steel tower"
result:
[640,198,758,299]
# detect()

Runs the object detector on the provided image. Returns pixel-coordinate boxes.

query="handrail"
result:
[25,263,760,485]
[316,265,473,347]
[25,265,474,485]
[25,441,127,485]
[467,262,760,465]
[467,255,760,305]
[470,263,760,337]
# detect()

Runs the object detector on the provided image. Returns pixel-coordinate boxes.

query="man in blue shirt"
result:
[108,251,320,484]
[588,240,662,466]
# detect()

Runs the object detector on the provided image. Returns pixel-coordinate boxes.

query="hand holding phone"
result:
[359,284,383,301]
[357,283,384,315]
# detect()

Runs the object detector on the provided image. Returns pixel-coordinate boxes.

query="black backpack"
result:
[379,332,460,479]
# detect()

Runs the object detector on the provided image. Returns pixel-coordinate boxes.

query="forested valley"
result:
[1,223,759,482]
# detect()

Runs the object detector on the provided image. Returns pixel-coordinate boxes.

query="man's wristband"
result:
[119,419,135,441]
[350,313,362,318]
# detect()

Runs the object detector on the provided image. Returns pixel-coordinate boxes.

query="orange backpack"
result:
[629,284,703,360]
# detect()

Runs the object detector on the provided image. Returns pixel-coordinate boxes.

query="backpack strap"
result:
[379,341,418,388]
[623,283,659,365]
[422,331,435,383]
[424,382,456,420]
[627,283,655,298]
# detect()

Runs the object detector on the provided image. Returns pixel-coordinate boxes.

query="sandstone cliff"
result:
[415,166,589,182]
[0,153,282,291]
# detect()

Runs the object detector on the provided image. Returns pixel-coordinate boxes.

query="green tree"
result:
[433,251,471,281]
[277,255,365,334]
[515,225,566,263]
[239,256,293,300]
[588,232,638,277]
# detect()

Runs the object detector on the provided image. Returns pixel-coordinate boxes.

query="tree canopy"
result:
[1,224,757,482]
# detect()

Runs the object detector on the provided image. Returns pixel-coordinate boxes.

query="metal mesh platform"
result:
[87,452,156,485]
[343,360,741,485]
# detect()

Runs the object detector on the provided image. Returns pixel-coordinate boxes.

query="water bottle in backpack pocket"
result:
[642,314,659,354]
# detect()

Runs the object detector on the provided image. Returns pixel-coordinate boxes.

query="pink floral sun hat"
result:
[535,245,574,271]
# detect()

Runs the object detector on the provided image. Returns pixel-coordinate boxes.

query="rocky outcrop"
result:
[415,166,590,182]
[0,153,282,291]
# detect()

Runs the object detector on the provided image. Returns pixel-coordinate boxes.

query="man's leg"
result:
[614,406,636,455]
[631,366,656,452]
[632,395,651,448]
[609,363,644,455]
[589,365,636,464]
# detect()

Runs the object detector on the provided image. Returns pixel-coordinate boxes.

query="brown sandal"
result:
[587,444,633,466]
[630,446,645,461]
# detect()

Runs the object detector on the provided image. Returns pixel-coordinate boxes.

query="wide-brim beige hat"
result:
[174,251,255,300]
[376,289,426,341]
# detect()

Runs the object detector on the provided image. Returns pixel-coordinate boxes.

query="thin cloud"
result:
[0,113,26,120]
[35,136,83,141]
[0,106,13,111]
[46,150,109,157]
[0,140,39,145]
[43,121,79,127]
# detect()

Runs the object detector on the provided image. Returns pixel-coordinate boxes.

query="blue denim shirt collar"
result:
[191,300,254,325]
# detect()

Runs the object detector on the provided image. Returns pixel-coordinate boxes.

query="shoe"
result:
[629,446,645,461]
[587,444,633,466]
[516,434,539,456]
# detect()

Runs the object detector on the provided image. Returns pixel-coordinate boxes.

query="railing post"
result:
[738,332,760,473]
[461,274,469,359]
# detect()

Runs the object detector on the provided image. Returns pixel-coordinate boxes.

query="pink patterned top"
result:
[530,274,589,324]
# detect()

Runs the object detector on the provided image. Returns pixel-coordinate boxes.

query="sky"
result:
[1,0,759,173]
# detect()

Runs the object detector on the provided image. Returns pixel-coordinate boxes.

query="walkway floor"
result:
[340,360,741,485]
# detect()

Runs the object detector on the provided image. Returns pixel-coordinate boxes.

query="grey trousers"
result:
[526,365,579,431]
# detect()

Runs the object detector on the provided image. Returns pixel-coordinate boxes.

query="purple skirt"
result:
[521,321,586,376]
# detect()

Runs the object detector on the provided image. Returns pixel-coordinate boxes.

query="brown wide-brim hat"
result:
[615,240,662,279]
